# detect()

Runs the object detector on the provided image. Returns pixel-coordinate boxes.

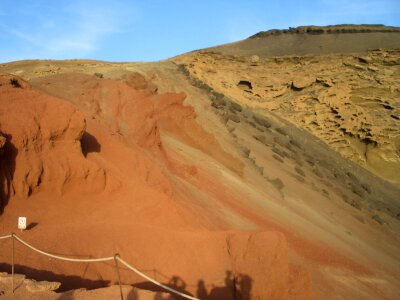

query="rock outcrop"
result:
[0,74,105,203]
[175,49,400,185]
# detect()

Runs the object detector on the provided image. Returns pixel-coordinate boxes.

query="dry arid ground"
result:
[0,25,399,299]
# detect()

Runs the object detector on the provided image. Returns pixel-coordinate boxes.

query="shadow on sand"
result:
[0,263,110,292]
[129,270,252,300]
[0,133,17,215]
[81,132,101,157]
[0,260,252,300]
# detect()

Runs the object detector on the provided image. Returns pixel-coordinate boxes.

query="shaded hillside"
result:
[211,24,400,57]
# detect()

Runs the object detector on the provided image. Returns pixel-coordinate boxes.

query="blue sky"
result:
[0,0,399,63]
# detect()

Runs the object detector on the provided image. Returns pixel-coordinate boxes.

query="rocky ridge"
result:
[250,24,400,38]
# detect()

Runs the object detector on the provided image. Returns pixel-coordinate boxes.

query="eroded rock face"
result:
[175,49,400,185]
[31,72,244,176]
[0,74,105,201]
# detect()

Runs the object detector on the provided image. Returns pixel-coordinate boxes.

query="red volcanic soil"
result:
[0,68,398,299]
[0,72,306,299]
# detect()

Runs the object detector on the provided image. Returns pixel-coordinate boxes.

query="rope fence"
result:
[0,233,199,300]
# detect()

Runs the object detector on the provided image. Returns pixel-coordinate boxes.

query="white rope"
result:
[116,256,199,300]
[0,233,199,299]
[13,234,115,262]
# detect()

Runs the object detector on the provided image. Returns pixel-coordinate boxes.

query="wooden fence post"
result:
[114,254,123,300]
[11,233,15,293]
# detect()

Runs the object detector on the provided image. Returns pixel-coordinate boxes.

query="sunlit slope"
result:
[0,24,399,299]
[211,25,400,57]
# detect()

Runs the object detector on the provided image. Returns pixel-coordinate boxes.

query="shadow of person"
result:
[165,276,187,300]
[168,276,186,290]
[206,271,252,300]
[136,275,193,300]
[224,271,234,291]
[236,274,252,300]
[196,280,208,300]
[208,271,235,300]
[126,287,139,300]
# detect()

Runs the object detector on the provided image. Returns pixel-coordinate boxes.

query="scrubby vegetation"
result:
[250,24,400,39]
[10,78,21,88]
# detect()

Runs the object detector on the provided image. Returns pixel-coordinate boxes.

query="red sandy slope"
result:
[0,69,395,299]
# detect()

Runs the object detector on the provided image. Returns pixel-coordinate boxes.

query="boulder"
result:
[291,76,315,90]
